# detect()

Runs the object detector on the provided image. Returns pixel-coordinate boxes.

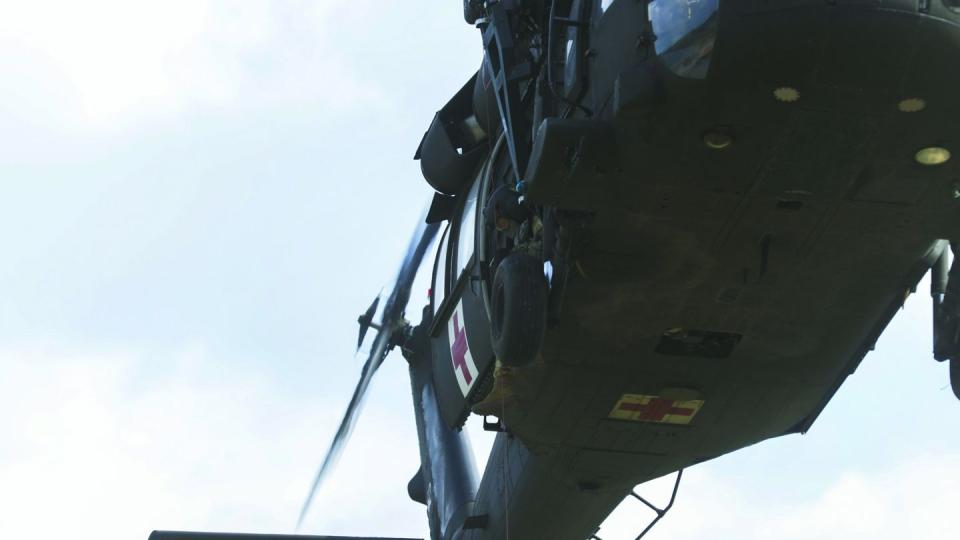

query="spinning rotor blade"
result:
[297,213,440,529]
[380,216,442,341]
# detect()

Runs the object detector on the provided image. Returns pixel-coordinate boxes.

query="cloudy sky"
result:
[0,2,957,539]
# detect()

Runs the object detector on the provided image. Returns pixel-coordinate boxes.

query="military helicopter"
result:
[150,1,960,539]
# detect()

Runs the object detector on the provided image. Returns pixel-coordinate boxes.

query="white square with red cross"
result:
[448,300,479,396]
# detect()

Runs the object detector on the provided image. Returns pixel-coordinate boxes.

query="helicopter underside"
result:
[467,2,960,539]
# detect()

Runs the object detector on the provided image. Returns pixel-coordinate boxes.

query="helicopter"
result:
[150,0,960,539]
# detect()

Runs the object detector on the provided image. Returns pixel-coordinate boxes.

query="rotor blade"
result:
[381,217,441,335]
[297,211,439,529]
[296,327,391,529]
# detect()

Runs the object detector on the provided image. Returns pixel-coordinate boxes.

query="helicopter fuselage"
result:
[418,2,960,539]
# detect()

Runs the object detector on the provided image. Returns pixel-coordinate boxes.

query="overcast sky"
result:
[0,2,957,540]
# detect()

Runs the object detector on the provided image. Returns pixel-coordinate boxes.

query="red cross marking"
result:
[451,312,472,385]
[618,398,695,422]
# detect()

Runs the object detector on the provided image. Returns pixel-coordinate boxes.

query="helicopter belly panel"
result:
[493,198,941,496]
[478,0,960,508]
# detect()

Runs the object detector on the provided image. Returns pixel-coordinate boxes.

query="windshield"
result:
[455,170,481,280]
[649,0,720,79]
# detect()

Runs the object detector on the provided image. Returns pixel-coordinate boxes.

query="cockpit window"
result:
[649,0,720,79]
[454,169,481,280]
[432,224,450,310]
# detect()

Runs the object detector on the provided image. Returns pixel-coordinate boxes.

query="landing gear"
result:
[490,252,547,366]
[930,242,960,401]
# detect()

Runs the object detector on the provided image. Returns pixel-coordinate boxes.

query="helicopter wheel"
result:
[951,357,960,401]
[491,253,547,367]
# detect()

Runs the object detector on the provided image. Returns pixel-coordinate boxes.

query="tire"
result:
[490,253,548,366]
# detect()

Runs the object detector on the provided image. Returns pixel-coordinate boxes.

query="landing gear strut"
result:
[930,242,960,400]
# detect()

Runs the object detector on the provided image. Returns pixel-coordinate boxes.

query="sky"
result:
[0,2,957,540]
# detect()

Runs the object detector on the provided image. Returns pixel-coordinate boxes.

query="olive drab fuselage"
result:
[413,2,960,539]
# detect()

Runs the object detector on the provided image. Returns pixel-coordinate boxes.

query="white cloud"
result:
[0,1,384,131]
[0,344,429,540]
[595,453,959,540]
[751,457,956,540]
